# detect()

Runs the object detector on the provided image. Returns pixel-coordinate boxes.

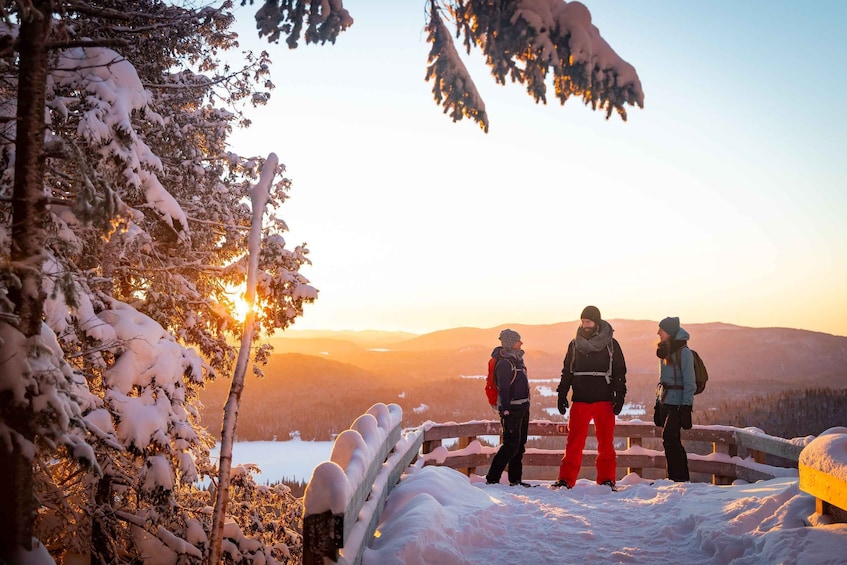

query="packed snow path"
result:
[363,468,847,564]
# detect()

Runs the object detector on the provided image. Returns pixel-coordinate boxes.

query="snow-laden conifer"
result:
[1,1,313,562]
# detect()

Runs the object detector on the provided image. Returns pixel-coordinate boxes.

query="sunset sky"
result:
[228,1,847,337]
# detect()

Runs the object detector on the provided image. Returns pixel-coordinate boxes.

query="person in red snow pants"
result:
[558,400,617,485]
[553,306,627,490]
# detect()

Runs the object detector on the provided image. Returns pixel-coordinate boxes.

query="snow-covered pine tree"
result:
[1,0,315,562]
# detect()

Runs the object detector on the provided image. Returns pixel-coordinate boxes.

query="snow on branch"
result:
[0,320,99,469]
[51,45,190,241]
[116,510,203,561]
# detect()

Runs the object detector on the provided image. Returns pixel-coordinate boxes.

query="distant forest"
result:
[694,387,847,438]
[208,383,847,497]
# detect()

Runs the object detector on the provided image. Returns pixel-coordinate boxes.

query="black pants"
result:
[486,406,529,484]
[662,405,690,482]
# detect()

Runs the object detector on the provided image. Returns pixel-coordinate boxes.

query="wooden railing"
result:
[419,420,804,484]
[303,412,845,565]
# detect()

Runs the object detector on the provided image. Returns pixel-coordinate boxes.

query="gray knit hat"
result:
[659,316,681,338]
[499,329,522,348]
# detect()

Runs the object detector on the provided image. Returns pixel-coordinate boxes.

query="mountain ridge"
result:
[201,320,847,441]
[279,320,843,351]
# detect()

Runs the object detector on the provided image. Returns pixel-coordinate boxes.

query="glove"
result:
[680,405,693,430]
[613,396,625,416]
[653,400,666,427]
[557,395,569,415]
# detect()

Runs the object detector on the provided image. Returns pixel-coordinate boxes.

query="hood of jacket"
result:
[674,327,691,342]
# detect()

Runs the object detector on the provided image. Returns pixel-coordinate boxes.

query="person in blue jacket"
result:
[655,316,696,482]
[485,329,532,487]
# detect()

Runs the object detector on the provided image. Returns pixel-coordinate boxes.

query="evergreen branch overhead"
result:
[448,0,644,122]
[425,1,489,131]
[248,0,353,48]
[245,0,643,130]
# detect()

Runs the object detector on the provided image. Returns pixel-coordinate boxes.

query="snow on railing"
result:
[302,403,423,565]
[799,426,847,523]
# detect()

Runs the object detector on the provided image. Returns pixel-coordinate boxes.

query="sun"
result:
[226,284,253,322]
[233,295,252,322]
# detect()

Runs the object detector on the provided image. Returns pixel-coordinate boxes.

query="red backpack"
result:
[485,356,516,409]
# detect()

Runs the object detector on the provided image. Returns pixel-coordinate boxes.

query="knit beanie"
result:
[659,316,681,338]
[499,329,522,348]
[580,305,602,326]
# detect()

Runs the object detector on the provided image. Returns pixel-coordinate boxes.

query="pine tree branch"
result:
[185,215,250,232]
[63,0,224,24]
[45,38,128,49]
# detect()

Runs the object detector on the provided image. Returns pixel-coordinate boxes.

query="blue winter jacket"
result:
[658,328,696,407]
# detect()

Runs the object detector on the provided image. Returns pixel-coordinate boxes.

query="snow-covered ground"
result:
[222,425,847,564]
[363,467,847,564]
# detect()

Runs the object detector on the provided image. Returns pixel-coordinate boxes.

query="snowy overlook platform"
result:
[303,404,847,565]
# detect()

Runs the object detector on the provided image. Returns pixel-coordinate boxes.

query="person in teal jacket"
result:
[654,316,695,482]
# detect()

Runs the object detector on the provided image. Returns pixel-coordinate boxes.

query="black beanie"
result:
[580,305,601,326]
[659,316,681,338]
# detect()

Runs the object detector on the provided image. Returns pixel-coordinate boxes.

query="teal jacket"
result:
[658,328,696,406]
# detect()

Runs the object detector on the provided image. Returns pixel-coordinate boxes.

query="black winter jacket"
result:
[558,338,627,404]
[491,346,530,410]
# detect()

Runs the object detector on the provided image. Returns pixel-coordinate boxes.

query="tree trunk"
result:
[91,475,116,564]
[207,156,276,564]
[0,0,52,560]
[207,325,251,565]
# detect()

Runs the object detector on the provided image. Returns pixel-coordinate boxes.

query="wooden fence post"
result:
[303,511,344,564]
[712,441,735,485]
[458,436,475,476]
[627,436,642,477]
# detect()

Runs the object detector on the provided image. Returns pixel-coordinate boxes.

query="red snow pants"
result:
[557,400,616,485]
